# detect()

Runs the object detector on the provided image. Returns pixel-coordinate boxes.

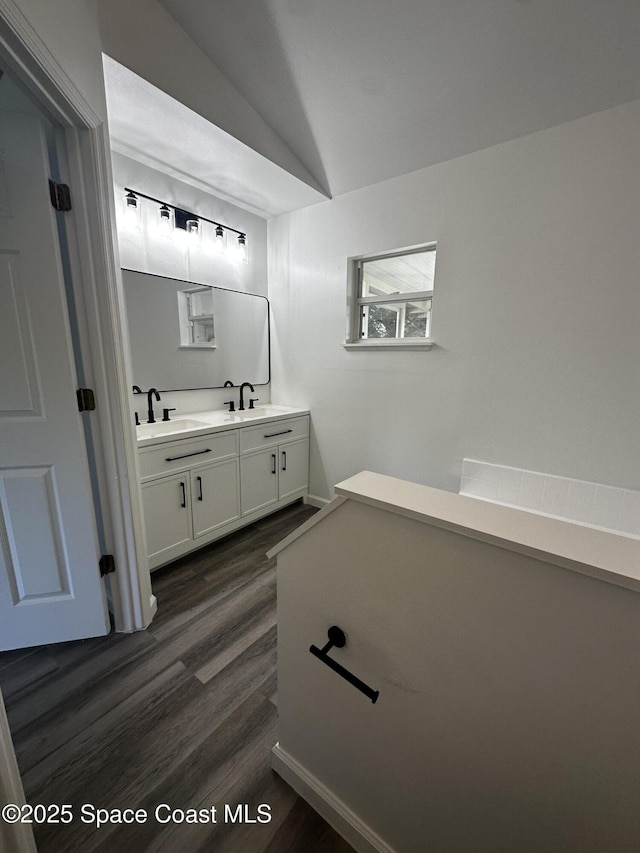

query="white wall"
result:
[268,99,640,500]
[6,0,108,120]
[112,152,271,415]
[113,152,268,296]
[276,495,640,853]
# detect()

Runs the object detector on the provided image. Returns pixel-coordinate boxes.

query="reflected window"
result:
[178,287,215,348]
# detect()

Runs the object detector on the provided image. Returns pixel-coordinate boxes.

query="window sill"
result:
[343,339,434,351]
[178,344,217,350]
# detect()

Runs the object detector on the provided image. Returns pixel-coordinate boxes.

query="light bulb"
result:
[158,204,173,236]
[236,233,248,264]
[186,218,200,243]
[123,191,140,229]
[214,224,225,255]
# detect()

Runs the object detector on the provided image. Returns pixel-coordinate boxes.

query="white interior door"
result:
[0,108,110,650]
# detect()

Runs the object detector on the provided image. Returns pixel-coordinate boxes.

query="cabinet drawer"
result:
[239,416,309,453]
[139,430,238,480]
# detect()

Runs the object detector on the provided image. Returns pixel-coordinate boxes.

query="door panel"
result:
[0,467,72,600]
[0,251,43,416]
[0,109,109,650]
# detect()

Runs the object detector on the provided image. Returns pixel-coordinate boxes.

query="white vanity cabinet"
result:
[139,431,240,567]
[138,410,309,569]
[240,418,310,516]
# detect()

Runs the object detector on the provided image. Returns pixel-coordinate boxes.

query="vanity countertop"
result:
[136,405,309,448]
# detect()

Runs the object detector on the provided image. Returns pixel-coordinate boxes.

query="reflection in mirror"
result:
[122,269,270,391]
[178,287,215,347]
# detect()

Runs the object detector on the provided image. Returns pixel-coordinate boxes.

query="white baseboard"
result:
[271,743,395,853]
[305,493,330,509]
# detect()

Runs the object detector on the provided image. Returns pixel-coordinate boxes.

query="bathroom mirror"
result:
[122,269,270,391]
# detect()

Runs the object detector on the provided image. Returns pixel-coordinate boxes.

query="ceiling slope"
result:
[158,0,640,196]
[103,56,328,217]
[97,0,329,208]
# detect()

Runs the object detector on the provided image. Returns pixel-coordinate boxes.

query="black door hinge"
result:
[77,388,96,412]
[99,554,116,577]
[49,179,72,212]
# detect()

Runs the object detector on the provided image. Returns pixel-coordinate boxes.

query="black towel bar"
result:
[309,626,379,704]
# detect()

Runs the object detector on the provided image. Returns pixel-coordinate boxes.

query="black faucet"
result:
[132,386,143,427]
[147,388,161,423]
[222,380,236,412]
[238,382,254,411]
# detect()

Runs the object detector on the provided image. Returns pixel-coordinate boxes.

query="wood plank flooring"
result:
[0,501,354,853]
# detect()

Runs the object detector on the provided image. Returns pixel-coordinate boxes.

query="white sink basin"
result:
[136,418,209,438]
[234,407,272,419]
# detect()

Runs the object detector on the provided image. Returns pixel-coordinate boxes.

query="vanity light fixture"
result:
[124,187,248,262]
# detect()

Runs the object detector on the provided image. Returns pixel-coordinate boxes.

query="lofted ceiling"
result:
[103,55,327,218]
[105,0,640,214]
[156,0,640,198]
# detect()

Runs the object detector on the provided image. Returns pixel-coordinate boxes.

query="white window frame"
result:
[345,242,436,350]
[177,287,216,349]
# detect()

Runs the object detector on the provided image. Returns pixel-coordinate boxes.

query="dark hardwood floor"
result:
[0,501,354,853]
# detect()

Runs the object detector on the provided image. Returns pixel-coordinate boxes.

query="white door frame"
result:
[0,688,36,853]
[0,4,155,842]
[0,1,155,634]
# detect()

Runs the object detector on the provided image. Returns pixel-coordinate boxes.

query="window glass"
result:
[362,299,431,339]
[361,251,436,298]
[349,245,436,345]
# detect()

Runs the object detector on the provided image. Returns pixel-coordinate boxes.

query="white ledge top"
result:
[334,471,640,593]
[270,471,640,594]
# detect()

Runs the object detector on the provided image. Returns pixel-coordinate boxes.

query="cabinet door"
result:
[240,448,279,516]
[278,439,309,501]
[141,473,192,563]
[191,458,240,538]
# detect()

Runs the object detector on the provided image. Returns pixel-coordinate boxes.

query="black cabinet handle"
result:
[197,475,203,501]
[282,450,287,471]
[264,429,293,438]
[165,449,212,462]
[271,453,277,475]
[179,481,186,508]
